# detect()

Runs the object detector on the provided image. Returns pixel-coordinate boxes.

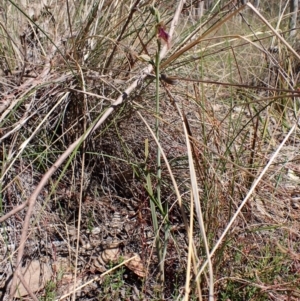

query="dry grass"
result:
[0,0,300,300]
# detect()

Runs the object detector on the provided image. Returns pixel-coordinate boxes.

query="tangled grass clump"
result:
[1,1,300,300]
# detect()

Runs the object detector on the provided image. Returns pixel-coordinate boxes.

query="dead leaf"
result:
[123,253,146,278]
[101,247,120,264]
[15,260,52,298]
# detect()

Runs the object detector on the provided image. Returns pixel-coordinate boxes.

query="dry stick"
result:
[0,202,28,223]
[7,1,186,299]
